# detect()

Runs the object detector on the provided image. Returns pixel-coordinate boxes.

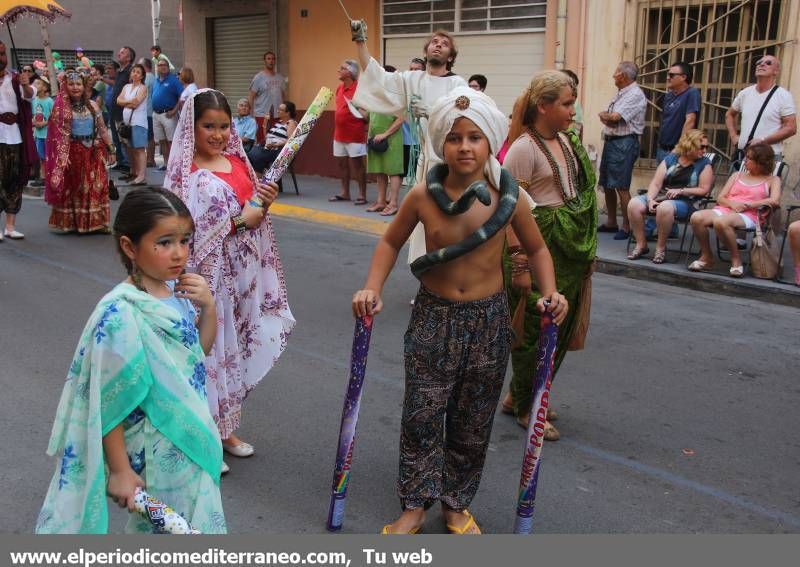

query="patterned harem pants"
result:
[0,143,21,215]
[399,286,512,511]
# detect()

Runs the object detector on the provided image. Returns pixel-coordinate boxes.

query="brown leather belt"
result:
[0,112,17,125]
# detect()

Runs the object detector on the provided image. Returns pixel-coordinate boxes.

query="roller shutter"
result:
[384,33,545,115]
[212,14,272,104]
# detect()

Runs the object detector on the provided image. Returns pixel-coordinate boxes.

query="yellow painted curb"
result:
[269,202,387,237]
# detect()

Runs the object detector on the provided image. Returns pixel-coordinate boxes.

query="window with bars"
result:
[382,0,547,37]
[634,0,790,167]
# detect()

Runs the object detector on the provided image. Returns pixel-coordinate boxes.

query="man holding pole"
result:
[349,22,467,261]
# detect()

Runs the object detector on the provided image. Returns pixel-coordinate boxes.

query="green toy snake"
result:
[410,163,519,279]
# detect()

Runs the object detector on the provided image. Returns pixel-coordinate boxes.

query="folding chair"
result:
[776,203,800,285]
[287,162,300,195]
[627,152,719,262]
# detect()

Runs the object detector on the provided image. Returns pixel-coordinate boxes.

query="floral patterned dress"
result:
[35,283,226,533]
[164,89,295,439]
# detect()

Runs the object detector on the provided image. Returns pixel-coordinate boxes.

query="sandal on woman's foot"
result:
[627,247,650,260]
[729,265,744,278]
[651,249,666,264]
[688,260,713,272]
[353,198,368,205]
[380,205,398,216]
[500,392,514,415]
[366,202,387,212]
[446,510,481,535]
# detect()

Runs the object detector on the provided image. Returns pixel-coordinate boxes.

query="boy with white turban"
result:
[352,87,567,534]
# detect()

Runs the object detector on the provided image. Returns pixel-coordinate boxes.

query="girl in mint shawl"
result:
[501,70,598,442]
[36,188,226,534]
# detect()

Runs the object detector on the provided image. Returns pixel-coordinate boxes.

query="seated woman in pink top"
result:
[688,142,781,277]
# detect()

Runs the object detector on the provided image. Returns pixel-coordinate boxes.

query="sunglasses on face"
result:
[756,59,775,67]
[667,72,685,78]
[22,68,33,73]
[700,144,709,150]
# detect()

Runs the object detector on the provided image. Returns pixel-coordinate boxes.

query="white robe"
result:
[354,58,467,262]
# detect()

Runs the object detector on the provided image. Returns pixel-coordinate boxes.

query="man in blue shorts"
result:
[597,61,647,240]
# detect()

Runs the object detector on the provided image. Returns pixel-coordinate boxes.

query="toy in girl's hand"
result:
[350,19,368,42]
[133,488,201,534]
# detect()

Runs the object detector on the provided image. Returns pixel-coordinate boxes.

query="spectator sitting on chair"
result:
[627,129,713,263]
[688,142,781,278]
[787,220,800,286]
[247,100,297,192]
[234,98,257,153]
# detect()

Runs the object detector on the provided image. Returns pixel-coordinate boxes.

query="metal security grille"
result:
[633,0,792,169]
[211,14,272,105]
[382,0,547,37]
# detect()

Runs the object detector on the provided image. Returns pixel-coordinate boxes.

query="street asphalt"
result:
[1,191,799,534]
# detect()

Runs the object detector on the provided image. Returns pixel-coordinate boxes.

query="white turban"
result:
[427,86,509,189]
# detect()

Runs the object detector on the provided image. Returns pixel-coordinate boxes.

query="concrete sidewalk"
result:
[90,166,800,308]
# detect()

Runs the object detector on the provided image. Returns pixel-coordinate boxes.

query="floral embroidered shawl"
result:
[35,283,221,534]
[163,89,295,438]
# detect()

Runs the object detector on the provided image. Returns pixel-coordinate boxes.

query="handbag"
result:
[750,220,779,279]
[117,85,137,140]
[368,136,389,153]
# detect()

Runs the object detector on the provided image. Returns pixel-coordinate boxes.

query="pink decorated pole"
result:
[514,311,558,534]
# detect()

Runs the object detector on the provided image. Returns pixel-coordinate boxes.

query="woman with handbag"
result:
[500,70,598,441]
[116,63,149,185]
[45,71,116,233]
[688,142,781,277]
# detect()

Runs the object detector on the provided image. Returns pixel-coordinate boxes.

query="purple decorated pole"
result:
[514,311,558,534]
[326,315,374,531]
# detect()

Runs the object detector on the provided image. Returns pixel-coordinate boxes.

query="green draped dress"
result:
[504,129,598,417]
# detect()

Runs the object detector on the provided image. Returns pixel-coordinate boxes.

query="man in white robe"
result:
[351,27,467,261]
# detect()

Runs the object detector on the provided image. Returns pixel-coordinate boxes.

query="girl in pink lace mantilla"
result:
[164,89,295,469]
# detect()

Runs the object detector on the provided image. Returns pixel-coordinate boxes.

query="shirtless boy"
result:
[352,87,567,534]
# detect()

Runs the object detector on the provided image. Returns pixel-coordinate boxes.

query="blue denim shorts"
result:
[129,125,148,148]
[635,194,695,220]
[599,135,640,189]
[35,137,47,161]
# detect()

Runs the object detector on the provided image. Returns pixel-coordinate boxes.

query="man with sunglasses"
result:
[725,55,796,163]
[656,62,701,164]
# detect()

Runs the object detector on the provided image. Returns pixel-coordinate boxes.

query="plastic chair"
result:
[776,204,800,284]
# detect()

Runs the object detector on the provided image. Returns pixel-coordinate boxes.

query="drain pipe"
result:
[555,0,567,69]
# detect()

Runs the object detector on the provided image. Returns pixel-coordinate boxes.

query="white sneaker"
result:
[3,229,23,239]
[221,461,230,475]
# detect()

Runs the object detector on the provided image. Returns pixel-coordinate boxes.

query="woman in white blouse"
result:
[116,63,149,184]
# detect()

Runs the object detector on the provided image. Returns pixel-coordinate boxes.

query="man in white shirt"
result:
[726,54,797,162]
[0,41,34,241]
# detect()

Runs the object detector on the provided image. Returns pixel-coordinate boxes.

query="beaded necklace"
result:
[529,127,582,209]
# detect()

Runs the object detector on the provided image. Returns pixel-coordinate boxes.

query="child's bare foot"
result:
[381,508,425,534]
[443,507,481,534]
